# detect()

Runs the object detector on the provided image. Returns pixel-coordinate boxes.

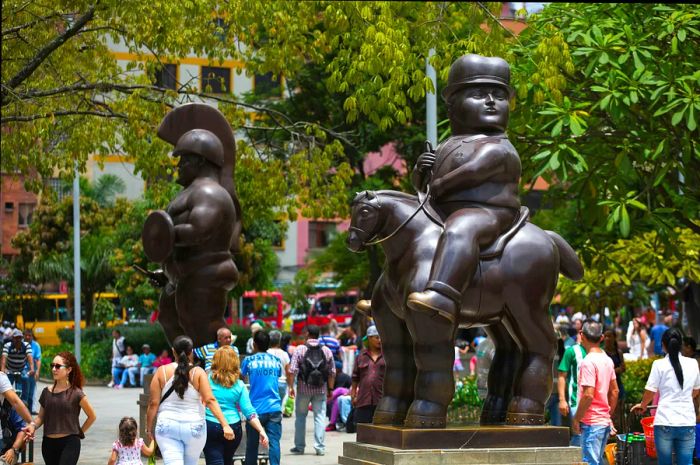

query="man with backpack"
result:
[288,325,336,456]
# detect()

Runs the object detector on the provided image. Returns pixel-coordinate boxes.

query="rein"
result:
[358,188,432,246]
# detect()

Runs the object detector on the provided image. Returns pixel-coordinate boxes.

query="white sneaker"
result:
[107,381,114,388]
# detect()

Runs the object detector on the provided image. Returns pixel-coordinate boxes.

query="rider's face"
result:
[449,85,509,134]
[176,153,200,186]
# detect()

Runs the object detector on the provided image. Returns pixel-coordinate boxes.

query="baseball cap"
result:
[366,326,379,338]
[11,329,23,338]
[142,344,150,349]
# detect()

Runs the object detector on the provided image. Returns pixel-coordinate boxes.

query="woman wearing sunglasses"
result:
[24,351,97,465]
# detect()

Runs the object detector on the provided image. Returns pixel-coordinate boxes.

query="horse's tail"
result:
[546,231,584,281]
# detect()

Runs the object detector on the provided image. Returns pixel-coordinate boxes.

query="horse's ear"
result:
[366,191,376,200]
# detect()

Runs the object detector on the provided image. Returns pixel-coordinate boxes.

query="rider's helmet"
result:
[441,54,514,103]
[172,129,224,168]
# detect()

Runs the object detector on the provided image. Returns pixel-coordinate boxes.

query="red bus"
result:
[291,290,358,335]
[240,290,284,329]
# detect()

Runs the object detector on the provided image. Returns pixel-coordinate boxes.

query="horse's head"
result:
[347,190,383,252]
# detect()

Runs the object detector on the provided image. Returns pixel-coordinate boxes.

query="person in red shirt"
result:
[152,350,172,368]
[350,326,385,424]
[572,320,619,465]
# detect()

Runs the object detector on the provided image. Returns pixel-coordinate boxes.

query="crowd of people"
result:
[3,305,696,465]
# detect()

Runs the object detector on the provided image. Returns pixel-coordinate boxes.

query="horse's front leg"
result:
[371,288,415,425]
[404,311,456,428]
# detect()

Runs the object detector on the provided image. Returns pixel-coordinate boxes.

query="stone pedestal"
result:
[340,424,583,465]
[356,424,570,449]
[339,442,584,465]
[137,373,154,438]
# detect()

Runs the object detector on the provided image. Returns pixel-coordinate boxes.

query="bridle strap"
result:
[361,187,432,246]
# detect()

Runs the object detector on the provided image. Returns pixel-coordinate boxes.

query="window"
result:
[18,203,35,227]
[308,221,336,249]
[45,177,69,202]
[254,72,281,96]
[201,66,231,94]
[155,64,178,90]
[4,202,13,213]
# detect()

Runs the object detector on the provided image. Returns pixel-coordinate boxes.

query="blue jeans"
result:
[7,371,29,405]
[654,425,695,465]
[154,417,206,465]
[580,423,610,465]
[338,395,352,424]
[278,381,287,407]
[569,404,580,447]
[294,392,327,453]
[202,420,242,465]
[25,374,36,411]
[112,367,125,385]
[547,392,561,426]
[246,411,282,465]
[140,366,156,386]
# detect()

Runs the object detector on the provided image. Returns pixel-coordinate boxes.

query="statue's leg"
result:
[502,308,556,426]
[480,322,521,425]
[408,207,511,324]
[158,283,185,345]
[371,289,415,425]
[176,279,228,348]
[403,311,456,428]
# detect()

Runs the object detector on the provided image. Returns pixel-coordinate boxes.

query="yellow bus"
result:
[8,292,126,346]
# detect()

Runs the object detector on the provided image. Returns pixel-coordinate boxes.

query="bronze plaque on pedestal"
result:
[356,424,570,450]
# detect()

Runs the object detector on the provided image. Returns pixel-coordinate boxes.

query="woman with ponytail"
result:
[632,328,700,465]
[146,336,233,465]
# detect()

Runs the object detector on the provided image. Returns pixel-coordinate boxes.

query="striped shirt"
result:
[289,339,336,396]
[3,341,32,373]
[194,342,239,372]
[319,335,341,358]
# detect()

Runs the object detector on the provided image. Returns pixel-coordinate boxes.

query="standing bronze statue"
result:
[141,103,241,347]
[347,54,584,428]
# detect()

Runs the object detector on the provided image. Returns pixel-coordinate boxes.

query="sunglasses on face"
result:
[50,363,67,370]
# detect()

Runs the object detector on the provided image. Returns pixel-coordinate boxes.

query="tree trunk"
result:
[683,281,700,341]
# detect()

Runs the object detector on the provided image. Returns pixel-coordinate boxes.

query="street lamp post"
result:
[73,164,82,363]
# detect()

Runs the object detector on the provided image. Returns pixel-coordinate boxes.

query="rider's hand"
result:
[223,424,235,441]
[416,151,436,172]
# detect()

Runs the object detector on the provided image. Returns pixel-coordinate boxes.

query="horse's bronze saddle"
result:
[480,206,530,259]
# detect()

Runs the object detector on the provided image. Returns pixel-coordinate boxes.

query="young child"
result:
[108,417,154,465]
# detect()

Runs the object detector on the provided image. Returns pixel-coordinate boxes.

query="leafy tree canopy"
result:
[509,3,700,307]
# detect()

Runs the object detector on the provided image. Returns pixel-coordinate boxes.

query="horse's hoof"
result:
[479,409,507,425]
[356,299,372,316]
[372,409,406,426]
[404,414,446,429]
[505,412,545,426]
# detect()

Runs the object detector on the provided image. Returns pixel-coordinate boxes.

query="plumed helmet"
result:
[172,129,224,167]
[441,54,514,103]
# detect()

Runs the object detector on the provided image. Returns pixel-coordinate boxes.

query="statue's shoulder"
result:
[189,179,235,206]
[472,135,517,157]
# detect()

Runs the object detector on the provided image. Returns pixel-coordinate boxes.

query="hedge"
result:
[52,322,256,380]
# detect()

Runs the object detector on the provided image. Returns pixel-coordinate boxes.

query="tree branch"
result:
[2,5,97,102]
[1,109,127,123]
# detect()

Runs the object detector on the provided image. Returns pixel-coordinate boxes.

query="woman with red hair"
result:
[25,351,97,465]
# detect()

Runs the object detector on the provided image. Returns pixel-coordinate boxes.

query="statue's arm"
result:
[411,142,437,193]
[433,145,515,196]
[173,190,224,246]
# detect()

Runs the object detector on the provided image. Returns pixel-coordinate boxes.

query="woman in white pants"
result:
[146,335,233,465]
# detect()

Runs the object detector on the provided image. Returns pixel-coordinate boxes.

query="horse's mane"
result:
[352,189,418,205]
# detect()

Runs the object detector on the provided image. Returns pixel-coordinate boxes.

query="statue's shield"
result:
[142,210,175,263]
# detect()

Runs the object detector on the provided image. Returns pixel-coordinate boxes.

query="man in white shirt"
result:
[109,329,125,387]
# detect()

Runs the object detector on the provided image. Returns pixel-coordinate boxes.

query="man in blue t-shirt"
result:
[649,314,671,356]
[241,331,284,465]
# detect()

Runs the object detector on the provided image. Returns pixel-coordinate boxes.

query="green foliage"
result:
[40,340,112,381]
[512,3,699,243]
[450,375,483,409]
[622,357,657,405]
[511,3,700,305]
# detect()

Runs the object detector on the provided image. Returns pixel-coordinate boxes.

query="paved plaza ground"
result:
[30,381,350,465]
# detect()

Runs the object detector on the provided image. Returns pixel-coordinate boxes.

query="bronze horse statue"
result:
[346,190,584,428]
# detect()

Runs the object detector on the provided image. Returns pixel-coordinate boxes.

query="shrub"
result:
[40,340,112,381]
[622,357,658,404]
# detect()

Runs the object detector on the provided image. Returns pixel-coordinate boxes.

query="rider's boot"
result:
[407,281,461,324]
